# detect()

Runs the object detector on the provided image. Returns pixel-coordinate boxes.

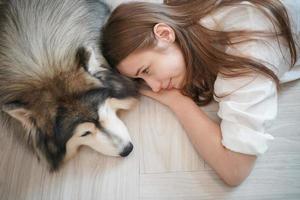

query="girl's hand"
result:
[139,86,189,108]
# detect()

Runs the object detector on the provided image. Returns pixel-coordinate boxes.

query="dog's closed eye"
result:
[81,131,92,137]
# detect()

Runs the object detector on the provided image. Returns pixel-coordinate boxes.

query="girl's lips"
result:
[167,78,173,90]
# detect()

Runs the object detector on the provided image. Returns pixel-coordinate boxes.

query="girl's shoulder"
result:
[199,2,275,32]
[200,1,299,34]
[281,0,300,34]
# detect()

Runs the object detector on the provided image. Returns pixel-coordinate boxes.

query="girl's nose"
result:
[143,77,161,92]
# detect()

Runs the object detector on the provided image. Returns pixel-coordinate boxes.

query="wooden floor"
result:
[0,79,299,200]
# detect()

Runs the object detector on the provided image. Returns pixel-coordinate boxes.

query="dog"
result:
[0,0,138,171]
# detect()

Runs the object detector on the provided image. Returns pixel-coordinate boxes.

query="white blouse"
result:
[201,0,300,155]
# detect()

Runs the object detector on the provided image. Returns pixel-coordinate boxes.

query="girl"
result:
[101,0,300,186]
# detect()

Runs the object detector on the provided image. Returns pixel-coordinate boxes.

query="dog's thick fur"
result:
[0,0,138,171]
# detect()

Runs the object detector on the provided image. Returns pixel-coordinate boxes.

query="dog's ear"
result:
[95,70,139,98]
[76,46,108,76]
[2,101,34,130]
[108,97,138,110]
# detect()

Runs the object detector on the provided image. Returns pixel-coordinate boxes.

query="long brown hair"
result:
[101,0,297,106]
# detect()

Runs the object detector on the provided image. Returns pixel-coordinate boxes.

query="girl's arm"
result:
[169,93,256,186]
[141,89,256,186]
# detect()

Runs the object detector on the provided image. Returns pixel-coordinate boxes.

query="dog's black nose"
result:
[120,142,133,157]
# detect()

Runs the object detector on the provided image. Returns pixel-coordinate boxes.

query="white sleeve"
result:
[214,74,276,155]
[213,3,293,155]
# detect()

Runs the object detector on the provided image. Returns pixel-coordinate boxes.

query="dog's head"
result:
[2,47,138,171]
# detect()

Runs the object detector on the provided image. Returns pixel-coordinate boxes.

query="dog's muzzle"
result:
[120,142,133,157]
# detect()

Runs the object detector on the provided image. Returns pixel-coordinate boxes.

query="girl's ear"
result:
[153,23,176,43]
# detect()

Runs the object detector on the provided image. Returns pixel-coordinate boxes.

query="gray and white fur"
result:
[0,0,138,171]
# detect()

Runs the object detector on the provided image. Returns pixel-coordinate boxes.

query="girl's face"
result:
[117,42,186,92]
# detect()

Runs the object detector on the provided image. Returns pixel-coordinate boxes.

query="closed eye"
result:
[141,67,150,75]
[81,131,92,137]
